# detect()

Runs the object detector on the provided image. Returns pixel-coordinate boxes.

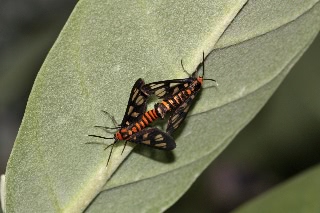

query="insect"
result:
[88,78,175,165]
[142,52,216,135]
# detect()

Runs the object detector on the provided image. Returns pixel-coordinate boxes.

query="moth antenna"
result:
[203,78,216,82]
[203,80,219,89]
[202,51,205,77]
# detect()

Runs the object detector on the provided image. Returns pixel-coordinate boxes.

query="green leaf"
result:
[232,164,320,213]
[4,0,320,212]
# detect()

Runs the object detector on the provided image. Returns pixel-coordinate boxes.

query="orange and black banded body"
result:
[115,108,159,140]
[114,107,175,150]
[89,78,176,165]
[142,52,214,135]
[154,76,203,119]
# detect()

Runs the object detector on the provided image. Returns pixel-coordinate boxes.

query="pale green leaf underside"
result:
[233,164,320,213]
[4,0,320,212]
[0,175,5,213]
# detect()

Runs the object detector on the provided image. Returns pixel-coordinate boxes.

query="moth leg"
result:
[180,59,191,76]
[86,135,113,147]
[94,125,117,134]
[101,110,119,127]
[121,141,128,155]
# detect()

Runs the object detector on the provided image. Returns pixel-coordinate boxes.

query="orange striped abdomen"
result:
[115,109,159,141]
[155,79,202,118]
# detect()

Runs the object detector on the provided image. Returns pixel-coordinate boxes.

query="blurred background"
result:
[0,1,319,212]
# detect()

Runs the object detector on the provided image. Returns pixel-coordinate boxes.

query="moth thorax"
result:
[190,80,202,92]
[115,131,124,140]
[197,77,203,85]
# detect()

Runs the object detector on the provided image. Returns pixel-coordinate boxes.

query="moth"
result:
[88,78,175,165]
[142,52,216,135]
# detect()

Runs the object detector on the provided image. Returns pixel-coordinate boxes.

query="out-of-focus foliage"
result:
[233,165,320,213]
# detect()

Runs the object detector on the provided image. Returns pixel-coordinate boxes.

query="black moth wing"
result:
[120,78,148,127]
[142,58,204,100]
[127,128,176,150]
[142,78,194,100]
[166,93,198,135]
